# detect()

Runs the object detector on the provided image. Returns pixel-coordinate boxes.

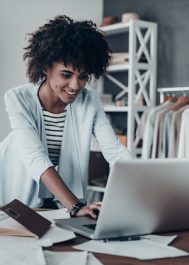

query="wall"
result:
[104,0,189,89]
[0,0,103,141]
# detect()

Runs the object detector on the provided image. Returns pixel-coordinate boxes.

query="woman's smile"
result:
[41,63,89,108]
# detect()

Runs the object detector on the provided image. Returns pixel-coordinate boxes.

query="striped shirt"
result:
[42,108,67,166]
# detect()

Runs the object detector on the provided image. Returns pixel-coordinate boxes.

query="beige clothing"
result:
[142,101,173,159]
[168,106,189,158]
[162,111,173,158]
[178,108,189,158]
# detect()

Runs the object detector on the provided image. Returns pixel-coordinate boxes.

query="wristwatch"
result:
[69,202,86,217]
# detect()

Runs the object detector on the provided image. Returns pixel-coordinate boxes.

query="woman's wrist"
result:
[69,201,86,217]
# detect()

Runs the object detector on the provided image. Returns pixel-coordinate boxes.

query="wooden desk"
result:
[46,231,189,265]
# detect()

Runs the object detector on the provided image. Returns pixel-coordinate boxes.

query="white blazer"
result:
[0,83,132,207]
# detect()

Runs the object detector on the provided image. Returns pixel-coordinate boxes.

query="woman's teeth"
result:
[66,91,76,95]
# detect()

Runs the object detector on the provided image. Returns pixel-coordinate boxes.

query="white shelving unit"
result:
[101,20,157,156]
[88,20,157,198]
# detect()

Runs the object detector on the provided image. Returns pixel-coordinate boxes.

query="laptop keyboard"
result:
[83,224,96,230]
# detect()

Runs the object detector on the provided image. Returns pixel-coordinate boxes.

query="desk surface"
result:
[46,231,189,265]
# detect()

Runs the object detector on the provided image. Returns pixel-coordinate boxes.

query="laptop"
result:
[55,159,189,240]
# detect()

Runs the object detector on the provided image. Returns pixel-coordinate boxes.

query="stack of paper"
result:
[0,208,75,247]
[0,236,45,265]
[44,251,103,265]
[0,208,78,265]
[37,209,75,247]
[0,199,52,238]
[74,235,189,260]
[0,213,36,237]
[0,236,103,265]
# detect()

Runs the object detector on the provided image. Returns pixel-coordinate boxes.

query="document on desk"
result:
[36,209,75,246]
[44,251,103,265]
[0,208,75,246]
[74,235,189,260]
[0,236,45,265]
[37,224,75,247]
[0,214,39,237]
[37,208,70,224]
[1,199,51,238]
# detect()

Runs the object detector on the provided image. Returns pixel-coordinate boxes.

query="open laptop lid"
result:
[94,158,189,239]
[56,159,189,240]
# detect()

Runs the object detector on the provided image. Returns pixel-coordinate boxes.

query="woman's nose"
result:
[69,78,81,91]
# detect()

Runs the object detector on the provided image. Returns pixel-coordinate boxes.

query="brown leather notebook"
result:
[0,199,52,238]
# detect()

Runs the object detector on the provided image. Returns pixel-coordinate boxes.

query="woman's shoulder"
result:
[4,83,39,105]
[5,83,37,98]
[4,83,39,113]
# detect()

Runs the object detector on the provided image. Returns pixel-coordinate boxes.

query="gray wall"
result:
[0,0,103,141]
[104,0,189,88]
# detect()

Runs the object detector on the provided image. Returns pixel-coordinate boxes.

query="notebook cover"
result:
[1,199,52,238]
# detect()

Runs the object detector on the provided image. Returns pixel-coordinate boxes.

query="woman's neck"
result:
[38,81,67,114]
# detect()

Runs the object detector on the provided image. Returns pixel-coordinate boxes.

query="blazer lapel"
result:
[58,104,84,199]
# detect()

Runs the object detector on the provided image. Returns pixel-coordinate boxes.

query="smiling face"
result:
[42,62,89,109]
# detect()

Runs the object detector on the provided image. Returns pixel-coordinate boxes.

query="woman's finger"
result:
[87,203,101,210]
[76,205,99,218]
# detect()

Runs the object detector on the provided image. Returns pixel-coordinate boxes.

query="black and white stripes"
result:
[42,108,67,166]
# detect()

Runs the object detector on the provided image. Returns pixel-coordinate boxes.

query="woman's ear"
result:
[43,68,47,75]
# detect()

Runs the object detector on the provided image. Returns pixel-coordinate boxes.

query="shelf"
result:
[100,20,157,36]
[107,62,150,72]
[99,19,157,157]
[107,63,129,72]
[103,105,128,112]
[103,105,148,112]
[87,185,105,193]
[100,22,130,35]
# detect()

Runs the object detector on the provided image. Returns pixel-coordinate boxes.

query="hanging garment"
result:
[161,111,173,158]
[142,101,173,159]
[178,108,189,158]
[152,96,189,158]
[168,105,189,158]
[151,109,169,158]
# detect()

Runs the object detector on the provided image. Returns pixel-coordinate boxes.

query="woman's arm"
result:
[40,167,101,218]
[93,95,133,165]
[40,166,79,208]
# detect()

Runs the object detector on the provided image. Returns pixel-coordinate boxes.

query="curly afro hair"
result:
[23,15,111,83]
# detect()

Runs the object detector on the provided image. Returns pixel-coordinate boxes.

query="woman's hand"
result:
[76,201,101,219]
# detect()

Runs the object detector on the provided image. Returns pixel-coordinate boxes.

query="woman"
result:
[0,15,132,218]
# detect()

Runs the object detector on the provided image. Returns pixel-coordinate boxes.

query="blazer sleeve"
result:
[92,94,133,166]
[4,88,53,183]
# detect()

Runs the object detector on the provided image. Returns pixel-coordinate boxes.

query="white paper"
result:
[142,234,177,246]
[74,235,188,260]
[0,214,35,236]
[0,236,45,265]
[0,211,8,221]
[44,251,103,265]
[37,225,75,247]
[87,253,104,265]
[37,209,74,247]
[103,239,188,260]
[0,209,75,246]
[44,250,88,265]
[37,208,70,224]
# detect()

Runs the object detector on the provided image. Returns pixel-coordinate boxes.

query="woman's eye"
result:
[61,73,71,79]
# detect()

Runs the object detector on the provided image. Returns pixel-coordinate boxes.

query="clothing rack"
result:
[158,87,189,103]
